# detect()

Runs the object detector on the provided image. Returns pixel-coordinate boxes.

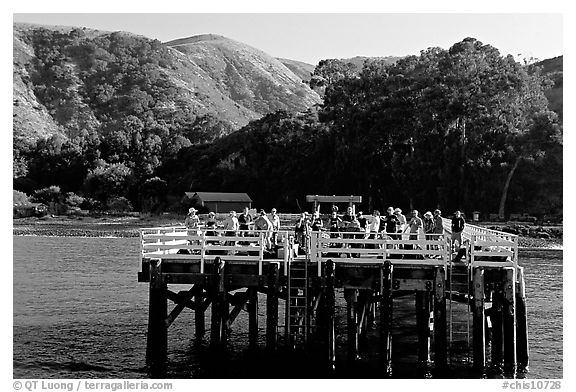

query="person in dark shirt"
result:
[311,211,324,232]
[342,207,354,223]
[329,210,342,238]
[451,210,465,251]
[382,207,400,238]
[357,211,367,231]
[238,207,253,232]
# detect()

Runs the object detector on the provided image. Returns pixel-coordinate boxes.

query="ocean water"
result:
[12,236,562,379]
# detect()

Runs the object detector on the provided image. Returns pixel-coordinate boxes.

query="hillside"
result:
[164,35,320,115]
[277,58,315,82]
[13,24,321,143]
[534,56,563,121]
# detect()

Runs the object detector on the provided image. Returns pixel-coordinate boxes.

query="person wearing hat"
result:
[184,207,201,230]
[394,208,407,241]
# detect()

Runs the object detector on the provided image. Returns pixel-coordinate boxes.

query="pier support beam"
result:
[380,260,393,374]
[210,257,228,349]
[503,268,517,372]
[491,283,504,368]
[248,288,259,348]
[194,284,205,337]
[345,288,360,360]
[146,259,167,373]
[433,266,447,370]
[325,260,336,370]
[416,291,431,362]
[516,267,529,368]
[266,263,280,351]
[472,268,486,371]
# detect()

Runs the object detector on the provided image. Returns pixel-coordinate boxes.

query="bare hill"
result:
[164,35,320,115]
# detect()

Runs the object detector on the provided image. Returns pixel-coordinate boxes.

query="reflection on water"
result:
[13,237,562,378]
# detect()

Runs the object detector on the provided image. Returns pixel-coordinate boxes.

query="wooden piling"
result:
[491,284,504,368]
[248,287,259,348]
[416,291,431,362]
[472,267,486,370]
[433,266,447,369]
[516,266,529,368]
[146,259,167,372]
[194,284,205,337]
[266,262,279,351]
[345,288,360,360]
[325,259,336,370]
[503,268,517,371]
[380,260,393,373]
[210,257,227,349]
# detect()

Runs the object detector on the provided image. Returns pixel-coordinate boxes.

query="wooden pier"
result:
[137,218,528,376]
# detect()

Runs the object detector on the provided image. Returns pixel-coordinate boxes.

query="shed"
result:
[185,192,252,213]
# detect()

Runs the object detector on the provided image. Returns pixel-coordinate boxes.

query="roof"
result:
[185,192,252,202]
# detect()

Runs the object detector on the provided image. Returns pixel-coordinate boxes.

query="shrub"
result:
[107,197,133,213]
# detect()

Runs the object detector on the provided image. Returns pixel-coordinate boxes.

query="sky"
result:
[12,13,563,66]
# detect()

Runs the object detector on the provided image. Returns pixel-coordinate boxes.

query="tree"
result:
[498,110,561,218]
[140,177,167,214]
[310,59,358,95]
[83,162,135,206]
[319,38,560,214]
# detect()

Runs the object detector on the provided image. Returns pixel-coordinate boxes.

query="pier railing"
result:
[140,227,459,277]
[441,218,518,269]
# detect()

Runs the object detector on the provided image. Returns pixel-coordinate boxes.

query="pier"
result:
[137,216,528,376]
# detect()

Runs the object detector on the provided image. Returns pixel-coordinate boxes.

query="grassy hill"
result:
[534,56,562,121]
[13,24,321,143]
[164,34,320,115]
[277,58,316,82]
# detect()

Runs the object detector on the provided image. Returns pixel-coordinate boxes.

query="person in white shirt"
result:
[270,208,281,247]
[254,209,273,249]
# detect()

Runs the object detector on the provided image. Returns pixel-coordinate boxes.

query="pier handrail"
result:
[441,217,518,268]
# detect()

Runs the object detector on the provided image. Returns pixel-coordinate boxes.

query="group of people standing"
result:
[293,206,466,251]
[183,205,467,252]
[184,206,281,250]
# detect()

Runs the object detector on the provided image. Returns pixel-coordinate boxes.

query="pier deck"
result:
[137,219,527,376]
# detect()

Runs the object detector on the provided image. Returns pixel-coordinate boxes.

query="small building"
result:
[185,192,252,213]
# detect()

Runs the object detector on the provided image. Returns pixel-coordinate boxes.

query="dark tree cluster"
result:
[167,38,562,218]
[14,27,233,212]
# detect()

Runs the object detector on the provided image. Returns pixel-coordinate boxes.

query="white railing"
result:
[139,222,517,277]
[140,227,283,275]
[441,217,518,268]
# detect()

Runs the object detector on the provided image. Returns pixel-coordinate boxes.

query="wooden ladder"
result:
[448,248,472,364]
[286,233,311,349]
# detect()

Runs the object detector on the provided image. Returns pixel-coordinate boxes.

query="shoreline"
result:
[13,216,563,250]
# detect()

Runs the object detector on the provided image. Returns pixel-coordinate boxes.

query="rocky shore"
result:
[13,215,562,249]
